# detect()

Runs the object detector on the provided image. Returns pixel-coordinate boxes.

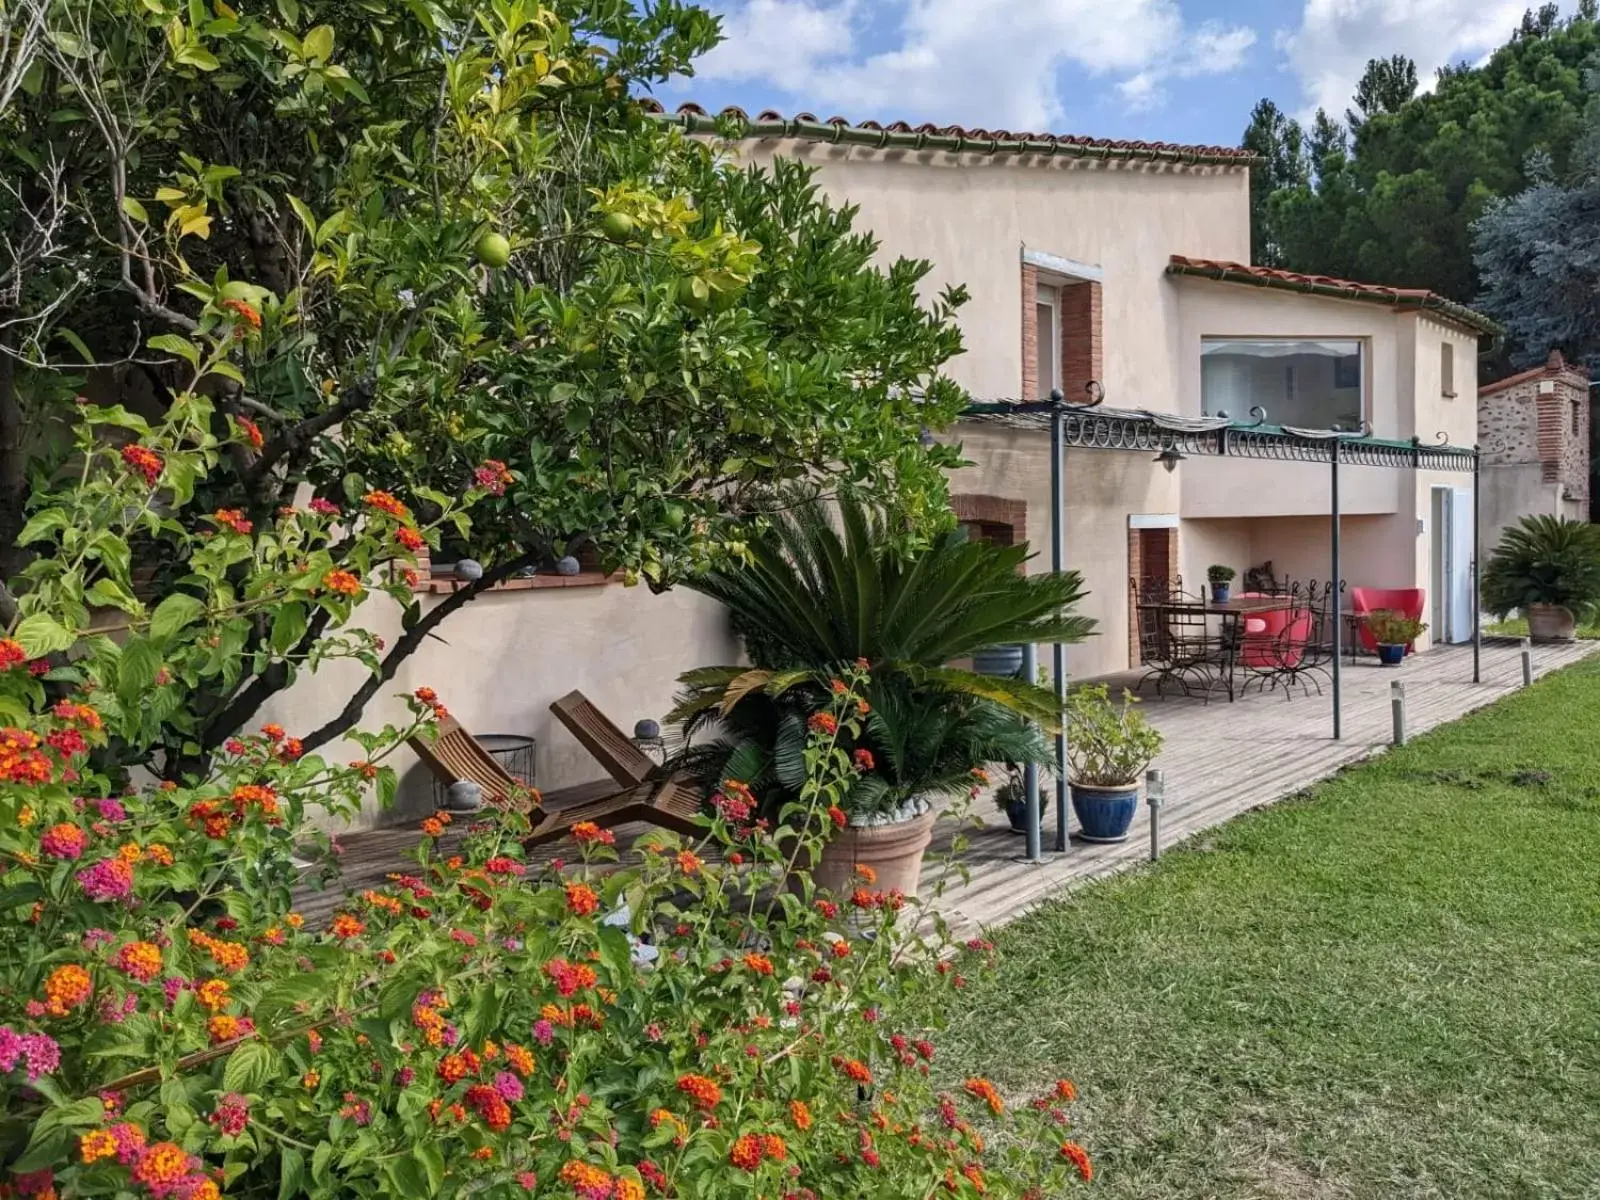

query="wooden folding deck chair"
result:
[407,709,702,850]
[543,690,703,844]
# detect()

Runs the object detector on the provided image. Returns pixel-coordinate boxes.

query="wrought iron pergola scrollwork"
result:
[963,398,1478,473]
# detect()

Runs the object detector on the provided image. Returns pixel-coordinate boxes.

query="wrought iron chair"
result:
[1238,602,1314,699]
[1276,585,1340,697]
[1130,580,1226,701]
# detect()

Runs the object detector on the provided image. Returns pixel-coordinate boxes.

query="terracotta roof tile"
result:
[640,101,1254,167]
[1166,255,1502,338]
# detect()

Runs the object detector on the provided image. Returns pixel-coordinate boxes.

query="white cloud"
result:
[1280,0,1573,121]
[690,0,1256,131]
[1120,20,1258,112]
[694,0,858,91]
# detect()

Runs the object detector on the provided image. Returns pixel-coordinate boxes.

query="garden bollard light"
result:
[1146,768,1164,862]
[1390,680,1406,747]
[1521,638,1533,687]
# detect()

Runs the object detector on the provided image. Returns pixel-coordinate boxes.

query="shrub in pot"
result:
[1483,515,1600,643]
[679,675,1052,893]
[1364,610,1427,665]
[674,495,1091,888]
[1206,564,1236,605]
[1064,685,1164,843]
[993,766,1030,833]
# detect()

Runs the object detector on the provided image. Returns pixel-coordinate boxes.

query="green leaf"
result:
[148,333,201,367]
[16,509,68,547]
[121,195,149,224]
[221,1039,277,1092]
[118,638,163,694]
[270,602,308,655]
[384,1155,427,1198]
[277,1148,305,1200]
[176,44,220,70]
[86,578,142,615]
[412,1143,445,1195]
[287,195,317,237]
[302,24,334,62]
[12,613,75,657]
[207,361,246,385]
[377,765,398,809]
[54,327,96,364]
[149,592,205,642]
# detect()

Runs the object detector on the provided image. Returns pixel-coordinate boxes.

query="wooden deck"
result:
[920,638,1599,943]
[295,640,1596,936]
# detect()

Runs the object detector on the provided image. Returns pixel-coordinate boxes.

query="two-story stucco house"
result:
[657,105,1499,680]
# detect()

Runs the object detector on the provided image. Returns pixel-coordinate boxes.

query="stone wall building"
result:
[1479,350,1591,550]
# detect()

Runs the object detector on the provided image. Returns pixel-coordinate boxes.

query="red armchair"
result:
[1351,587,1426,654]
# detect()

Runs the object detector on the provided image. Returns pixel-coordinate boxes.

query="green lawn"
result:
[933,657,1600,1199]
[1486,616,1600,639]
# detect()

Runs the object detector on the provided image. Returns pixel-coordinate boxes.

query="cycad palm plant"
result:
[674,496,1094,730]
[671,496,1093,817]
[1482,514,1600,619]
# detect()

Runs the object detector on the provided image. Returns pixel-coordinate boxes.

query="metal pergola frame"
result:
[963,395,1482,861]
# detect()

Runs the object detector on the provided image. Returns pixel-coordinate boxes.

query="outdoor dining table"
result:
[1140,596,1299,701]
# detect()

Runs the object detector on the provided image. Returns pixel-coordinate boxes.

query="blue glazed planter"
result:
[1377,643,1406,666]
[972,644,1025,679]
[1070,783,1140,843]
[1004,797,1030,834]
[1210,583,1231,605]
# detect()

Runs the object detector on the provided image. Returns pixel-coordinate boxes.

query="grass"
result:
[930,656,1600,1199]
[1486,616,1600,638]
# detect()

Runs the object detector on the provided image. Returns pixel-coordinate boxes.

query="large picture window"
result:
[1201,338,1365,430]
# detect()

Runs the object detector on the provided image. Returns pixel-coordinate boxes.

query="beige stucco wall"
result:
[946,422,1177,679]
[1173,277,1410,518]
[263,584,738,831]
[735,140,1249,405]
[1482,464,1565,552]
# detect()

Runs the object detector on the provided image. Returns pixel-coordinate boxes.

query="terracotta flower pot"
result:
[1527,603,1576,644]
[812,808,936,898]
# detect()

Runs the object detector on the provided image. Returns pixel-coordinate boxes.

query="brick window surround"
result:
[1021,263,1103,403]
[952,494,1027,549]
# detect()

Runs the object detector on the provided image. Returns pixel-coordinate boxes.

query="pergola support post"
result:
[1021,640,1044,864]
[1050,393,1069,852]
[1331,443,1343,740]
[1472,447,1482,684]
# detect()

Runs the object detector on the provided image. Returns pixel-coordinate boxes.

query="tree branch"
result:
[298,549,541,754]
[243,374,376,497]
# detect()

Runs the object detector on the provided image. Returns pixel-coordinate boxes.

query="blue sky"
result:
[657,0,1573,148]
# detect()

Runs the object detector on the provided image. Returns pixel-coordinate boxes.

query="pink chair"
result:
[1350,588,1425,655]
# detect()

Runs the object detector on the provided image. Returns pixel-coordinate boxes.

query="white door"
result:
[1449,487,1474,643]
[1432,487,1474,644]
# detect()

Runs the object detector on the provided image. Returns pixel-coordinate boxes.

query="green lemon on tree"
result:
[474,231,512,268]
[663,503,686,530]
[600,212,635,242]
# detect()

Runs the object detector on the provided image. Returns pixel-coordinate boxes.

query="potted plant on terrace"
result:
[993,764,1028,833]
[1482,515,1600,643]
[1207,564,1236,605]
[1364,610,1427,665]
[673,496,1092,891]
[1065,685,1164,843]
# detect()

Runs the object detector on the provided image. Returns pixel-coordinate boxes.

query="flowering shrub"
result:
[0,341,1089,1200]
[0,665,1091,1198]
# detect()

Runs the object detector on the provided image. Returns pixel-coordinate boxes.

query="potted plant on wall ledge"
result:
[1364,610,1427,665]
[1065,685,1164,843]
[1207,564,1235,605]
[1482,515,1600,643]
